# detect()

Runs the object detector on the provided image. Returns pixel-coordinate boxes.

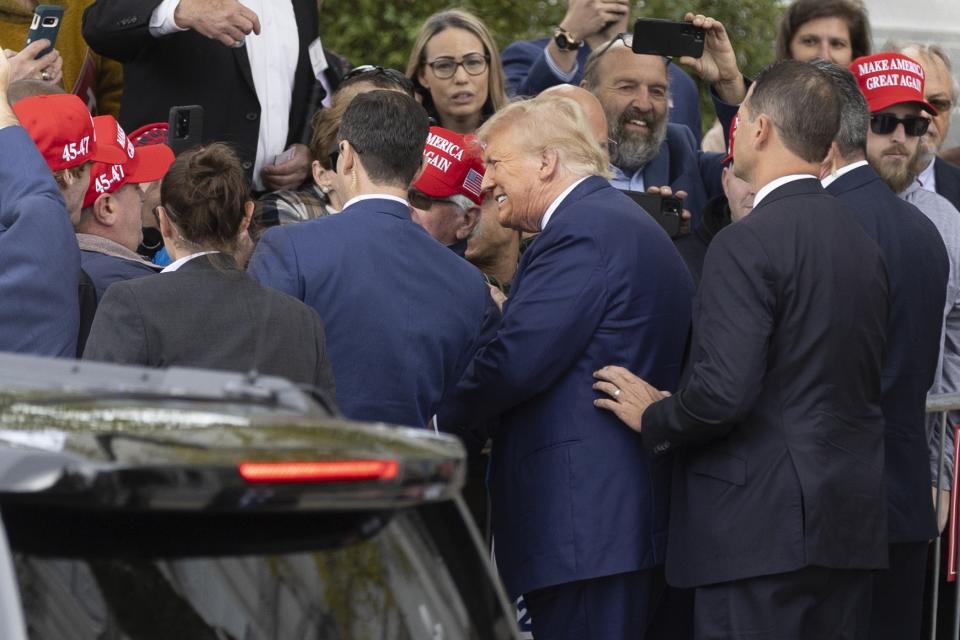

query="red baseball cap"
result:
[849,53,938,115]
[128,122,169,147]
[414,126,486,205]
[13,94,126,171]
[722,112,740,165]
[83,116,175,209]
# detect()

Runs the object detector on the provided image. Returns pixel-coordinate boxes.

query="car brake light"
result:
[238,460,399,484]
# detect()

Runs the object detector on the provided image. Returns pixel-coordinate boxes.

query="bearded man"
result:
[581,31,725,225]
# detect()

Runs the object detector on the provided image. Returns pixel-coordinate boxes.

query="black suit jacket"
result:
[935,156,960,213]
[827,164,948,544]
[82,0,319,177]
[82,255,336,401]
[643,178,890,588]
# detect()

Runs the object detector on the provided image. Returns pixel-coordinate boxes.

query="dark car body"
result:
[0,354,519,639]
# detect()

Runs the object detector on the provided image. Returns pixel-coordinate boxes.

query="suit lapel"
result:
[642,138,670,189]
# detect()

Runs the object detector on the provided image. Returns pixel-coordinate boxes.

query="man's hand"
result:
[4,40,63,84]
[647,185,692,235]
[592,365,671,432]
[260,144,310,192]
[174,0,261,49]
[680,13,746,105]
[560,0,630,42]
[933,486,951,534]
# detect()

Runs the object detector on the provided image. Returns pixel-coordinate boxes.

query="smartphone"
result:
[624,191,683,238]
[632,18,705,59]
[25,5,64,59]
[167,105,204,156]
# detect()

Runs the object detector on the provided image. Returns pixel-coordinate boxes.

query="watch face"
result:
[555,31,579,51]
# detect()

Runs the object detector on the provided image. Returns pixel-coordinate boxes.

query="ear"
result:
[818,143,839,180]
[92,193,117,226]
[455,204,481,240]
[754,114,773,150]
[157,206,175,241]
[418,65,431,91]
[340,141,358,177]
[240,200,255,234]
[538,148,560,181]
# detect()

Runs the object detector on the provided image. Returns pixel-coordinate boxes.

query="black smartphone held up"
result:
[632,18,705,59]
[25,5,64,59]
[167,105,204,156]
[624,191,683,238]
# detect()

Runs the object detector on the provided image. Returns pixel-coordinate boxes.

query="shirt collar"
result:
[917,156,937,193]
[162,250,219,273]
[820,160,869,188]
[753,174,817,209]
[541,177,590,230]
[341,193,409,210]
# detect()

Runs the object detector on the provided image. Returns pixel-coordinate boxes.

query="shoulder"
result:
[665,124,698,154]
[502,38,549,57]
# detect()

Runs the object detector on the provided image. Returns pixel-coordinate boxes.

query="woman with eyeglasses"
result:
[83,143,337,402]
[406,9,508,134]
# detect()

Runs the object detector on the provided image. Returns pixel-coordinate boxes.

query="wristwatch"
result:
[553,27,582,51]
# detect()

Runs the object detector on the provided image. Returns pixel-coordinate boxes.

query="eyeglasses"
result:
[425,54,489,79]
[869,113,930,137]
[341,65,414,94]
[928,98,954,115]
[408,188,459,211]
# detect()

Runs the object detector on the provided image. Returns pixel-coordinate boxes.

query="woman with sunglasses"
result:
[406,9,508,134]
[83,143,337,402]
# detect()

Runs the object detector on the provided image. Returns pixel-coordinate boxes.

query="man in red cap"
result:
[75,115,175,300]
[409,126,485,258]
[2,66,123,357]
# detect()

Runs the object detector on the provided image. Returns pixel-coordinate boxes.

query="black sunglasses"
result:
[869,113,930,137]
[341,65,414,94]
[408,188,458,211]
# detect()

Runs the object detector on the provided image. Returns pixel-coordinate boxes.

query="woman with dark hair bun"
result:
[83,143,337,402]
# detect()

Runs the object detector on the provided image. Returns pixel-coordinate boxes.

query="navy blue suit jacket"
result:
[643,178,890,587]
[634,123,724,225]
[81,251,159,301]
[827,164,948,544]
[935,156,960,213]
[502,37,703,144]
[441,177,693,598]
[0,127,79,358]
[248,197,497,428]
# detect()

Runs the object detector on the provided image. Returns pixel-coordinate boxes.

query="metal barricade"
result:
[926,392,960,640]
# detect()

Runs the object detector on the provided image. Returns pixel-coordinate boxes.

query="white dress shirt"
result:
[161,251,219,273]
[753,174,818,209]
[340,194,409,210]
[150,0,300,191]
[541,177,589,230]
[820,160,869,189]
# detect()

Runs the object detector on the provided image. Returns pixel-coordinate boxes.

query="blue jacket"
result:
[81,250,160,301]
[248,197,498,428]
[502,37,703,144]
[0,126,80,357]
[827,164,948,544]
[441,177,693,598]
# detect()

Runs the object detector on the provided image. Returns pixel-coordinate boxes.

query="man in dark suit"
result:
[249,91,497,429]
[816,59,949,640]
[595,60,890,639]
[500,0,702,144]
[440,92,693,639]
[82,0,327,191]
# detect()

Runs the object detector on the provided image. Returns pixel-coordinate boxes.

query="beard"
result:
[874,141,921,194]
[608,106,668,175]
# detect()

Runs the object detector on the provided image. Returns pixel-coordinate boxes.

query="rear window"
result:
[3,501,514,640]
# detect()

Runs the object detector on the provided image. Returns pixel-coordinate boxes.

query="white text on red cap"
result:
[61,136,91,164]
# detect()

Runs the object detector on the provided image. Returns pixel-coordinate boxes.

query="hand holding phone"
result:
[25,5,64,59]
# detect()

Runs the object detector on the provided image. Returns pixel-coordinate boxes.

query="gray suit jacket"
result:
[83,255,336,405]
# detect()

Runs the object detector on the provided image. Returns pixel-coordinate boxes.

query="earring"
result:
[351,170,359,191]
[318,185,330,195]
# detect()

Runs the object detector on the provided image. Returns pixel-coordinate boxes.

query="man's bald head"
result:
[541,84,609,147]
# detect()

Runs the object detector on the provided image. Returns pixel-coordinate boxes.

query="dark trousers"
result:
[693,566,873,640]
[869,541,928,640]
[524,569,655,640]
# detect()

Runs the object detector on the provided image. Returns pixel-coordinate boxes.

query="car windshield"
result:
[5,501,513,640]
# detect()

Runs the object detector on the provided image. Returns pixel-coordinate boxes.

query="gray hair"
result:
[889,41,959,106]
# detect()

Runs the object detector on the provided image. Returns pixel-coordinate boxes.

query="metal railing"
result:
[926,392,960,640]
